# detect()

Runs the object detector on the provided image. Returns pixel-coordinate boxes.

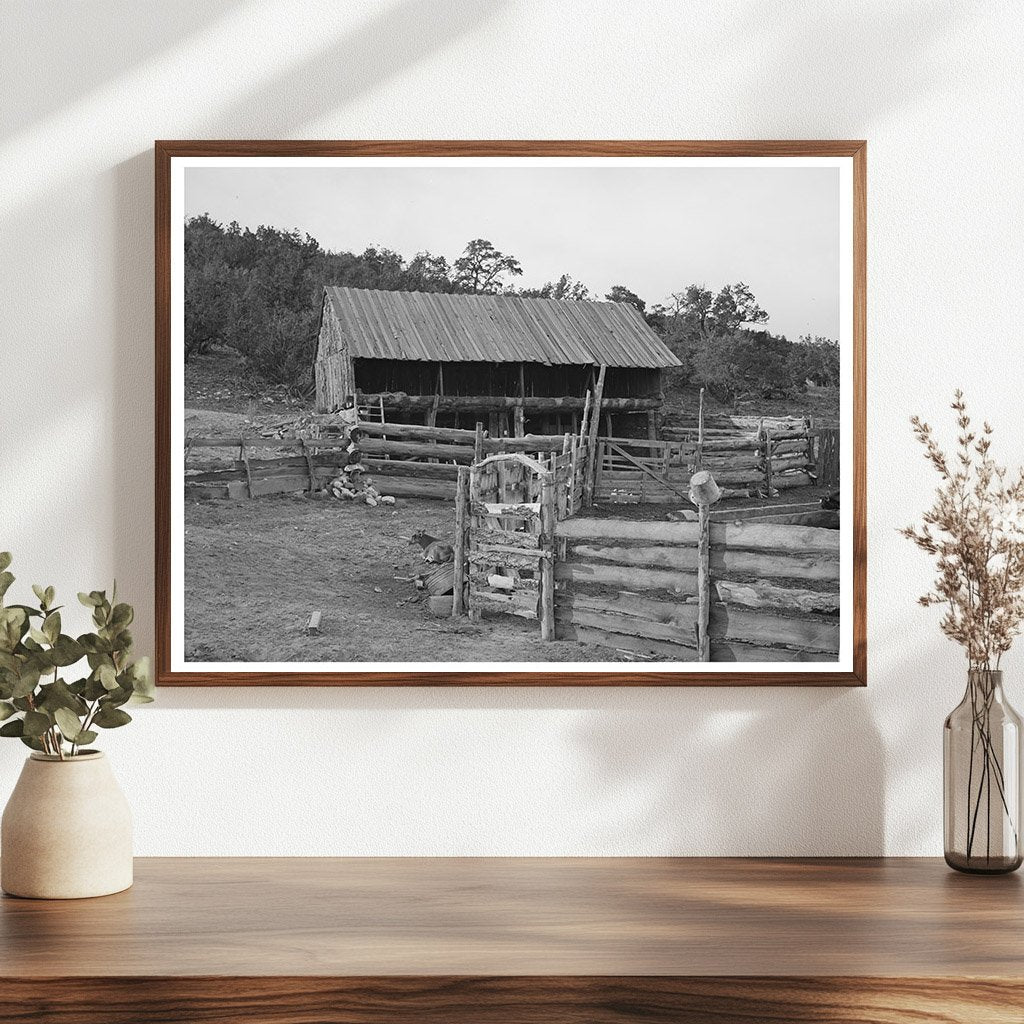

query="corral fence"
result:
[452,455,841,663]
[596,415,838,504]
[184,420,591,504]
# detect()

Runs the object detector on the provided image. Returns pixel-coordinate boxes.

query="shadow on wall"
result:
[572,687,885,856]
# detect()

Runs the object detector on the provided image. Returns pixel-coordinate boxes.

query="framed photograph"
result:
[156,141,865,686]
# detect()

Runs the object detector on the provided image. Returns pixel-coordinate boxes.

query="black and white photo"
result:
[158,143,865,684]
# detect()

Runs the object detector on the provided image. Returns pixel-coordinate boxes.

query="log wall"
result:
[551,517,840,662]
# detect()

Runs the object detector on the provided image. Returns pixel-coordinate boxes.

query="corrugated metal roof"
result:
[321,287,681,368]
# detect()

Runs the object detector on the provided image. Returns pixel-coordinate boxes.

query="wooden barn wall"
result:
[314,307,354,413]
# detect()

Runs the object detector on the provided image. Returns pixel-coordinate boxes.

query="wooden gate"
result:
[454,452,557,638]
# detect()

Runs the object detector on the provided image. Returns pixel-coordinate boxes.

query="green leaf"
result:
[42,611,60,644]
[31,584,49,609]
[98,663,118,690]
[0,552,11,573]
[0,572,13,601]
[82,635,112,657]
[36,678,88,716]
[49,635,85,668]
[78,592,100,608]
[28,626,49,646]
[53,707,85,742]
[110,603,134,629]
[0,607,27,652]
[83,674,108,701]
[19,734,45,752]
[22,710,51,738]
[0,718,24,737]
[93,705,132,729]
[10,665,41,700]
[74,730,97,747]
[44,586,55,608]
[0,701,15,721]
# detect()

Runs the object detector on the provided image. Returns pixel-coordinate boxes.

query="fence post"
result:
[474,421,485,463]
[689,470,722,661]
[539,469,556,641]
[582,364,607,508]
[763,426,773,496]
[694,387,705,473]
[453,466,469,617]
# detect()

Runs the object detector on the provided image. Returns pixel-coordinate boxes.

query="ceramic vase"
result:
[1,751,133,898]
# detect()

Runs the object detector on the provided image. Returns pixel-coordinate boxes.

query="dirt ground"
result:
[183,494,614,664]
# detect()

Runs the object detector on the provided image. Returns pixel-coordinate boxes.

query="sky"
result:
[185,162,841,342]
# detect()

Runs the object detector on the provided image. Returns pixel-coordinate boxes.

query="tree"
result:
[183,214,236,361]
[452,239,523,294]
[605,285,647,315]
[518,273,590,301]
[404,251,452,292]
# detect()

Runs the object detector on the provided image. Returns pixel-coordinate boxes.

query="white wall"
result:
[2,0,1022,856]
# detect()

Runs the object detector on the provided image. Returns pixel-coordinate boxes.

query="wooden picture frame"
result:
[156,140,866,686]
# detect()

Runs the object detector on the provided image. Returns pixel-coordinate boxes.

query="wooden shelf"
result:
[2,857,1022,1022]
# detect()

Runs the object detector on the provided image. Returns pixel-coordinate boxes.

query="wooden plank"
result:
[469,550,546,570]
[697,500,711,660]
[709,502,820,522]
[473,529,540,549]
[372,478,456,500]
[582,365,606,508]
[711,642,827,663]
[469,589,538,619]
[453,467,469,617]
[554,605,697,648]
[555,560,698,596]
[714,579,840,614]
[555,622,698,661]
[355,421,479,442]
[482,435,569,454]
[539,471,556,641]
[359,438,474,463]
[557,518,840,555]
[713,606,840,654]
[556,591,698,629]
[568,543,839,582]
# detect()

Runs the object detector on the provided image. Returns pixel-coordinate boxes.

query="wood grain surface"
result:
[2,857,1020,1022]
[155,139,867,687]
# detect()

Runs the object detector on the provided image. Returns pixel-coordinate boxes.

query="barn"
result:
[314,286,681,438]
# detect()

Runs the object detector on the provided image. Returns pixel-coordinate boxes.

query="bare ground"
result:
[183,494,615,663]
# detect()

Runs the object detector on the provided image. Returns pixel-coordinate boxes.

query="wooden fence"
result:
[184,421,590,504]
[593,426,820,504]
[550,517,840,662]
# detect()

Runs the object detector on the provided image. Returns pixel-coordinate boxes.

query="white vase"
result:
[1,751,133,899]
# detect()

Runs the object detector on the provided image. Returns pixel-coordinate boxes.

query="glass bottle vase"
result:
[944,669,1023,873]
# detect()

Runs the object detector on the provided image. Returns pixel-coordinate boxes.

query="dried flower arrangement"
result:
[902,391,1024,669]
[903,391,1024,868]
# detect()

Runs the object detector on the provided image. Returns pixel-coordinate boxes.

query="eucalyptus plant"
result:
[0,552,153,759]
